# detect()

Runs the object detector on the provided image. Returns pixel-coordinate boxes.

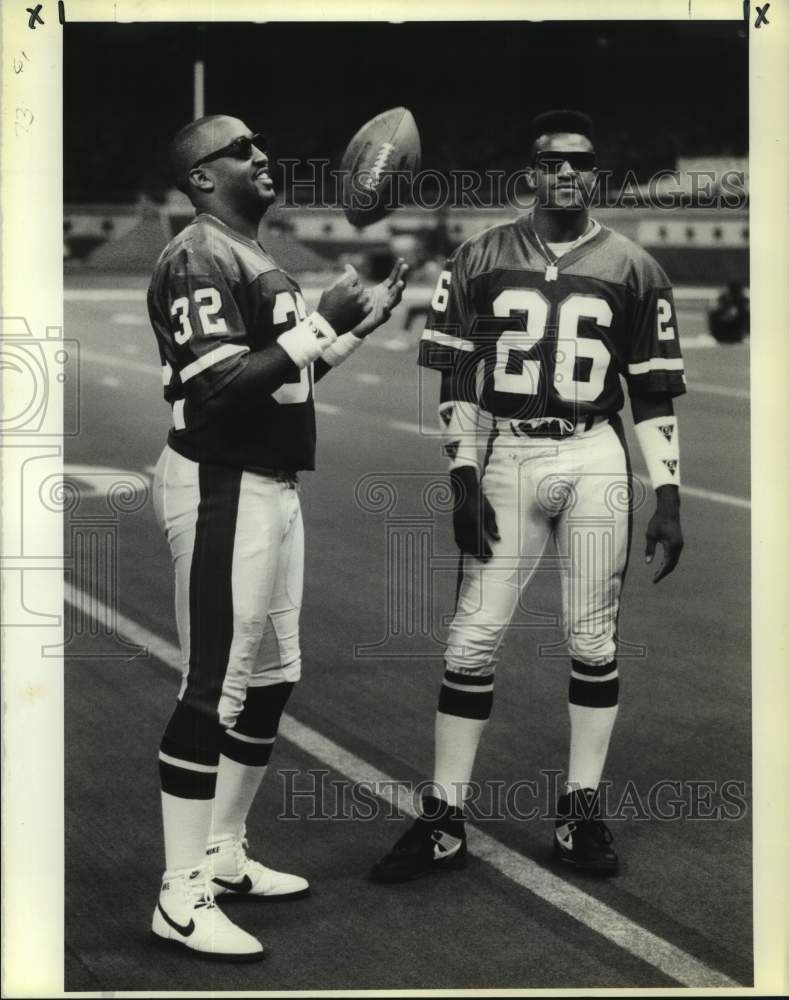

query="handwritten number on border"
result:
[15,107,34,136]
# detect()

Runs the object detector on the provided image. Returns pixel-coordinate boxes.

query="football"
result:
[340,107,421,228]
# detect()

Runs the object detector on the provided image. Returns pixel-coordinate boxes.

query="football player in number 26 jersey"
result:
[147,115,406,961]
[371,110,684,884]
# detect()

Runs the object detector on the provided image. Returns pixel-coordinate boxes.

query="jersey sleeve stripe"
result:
[421,328,475,353]
[162,362,173,387]
[172,399,186,430]
[627,357,685,375]
[180,343,249,383]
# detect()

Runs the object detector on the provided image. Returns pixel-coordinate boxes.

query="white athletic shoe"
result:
[151,865,264,961]
[208,832,310,901]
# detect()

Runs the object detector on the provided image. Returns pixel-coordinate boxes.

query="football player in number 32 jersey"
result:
[147,115,407,960]
[371,110,684,882]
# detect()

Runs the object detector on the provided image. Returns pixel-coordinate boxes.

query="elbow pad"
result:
[439,400,481,471]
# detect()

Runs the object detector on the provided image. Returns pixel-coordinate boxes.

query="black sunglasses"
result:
[534,151,596,173]
[192,132,265,170]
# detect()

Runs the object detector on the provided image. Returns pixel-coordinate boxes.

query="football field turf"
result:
[63,275,751,990]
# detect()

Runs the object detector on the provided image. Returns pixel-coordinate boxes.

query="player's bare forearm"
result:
[200,344,301,415]
[630,392,674,423]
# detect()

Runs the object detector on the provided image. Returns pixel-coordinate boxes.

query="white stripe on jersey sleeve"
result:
[421,328,475,352]
[172,399,186,430]
[179,343,248,383]
[627,357,685,375]
[162,361,172,386]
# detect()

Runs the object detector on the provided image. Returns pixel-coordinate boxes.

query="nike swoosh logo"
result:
[431,831,462,860]
[157,903,195,937]
[213,874,253,894]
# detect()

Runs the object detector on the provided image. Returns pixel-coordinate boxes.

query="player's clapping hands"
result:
[317,264,373,334]
[350,258,409,339]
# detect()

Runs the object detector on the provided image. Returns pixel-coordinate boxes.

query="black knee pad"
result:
[221,681,295,766]
[159,700,222,799]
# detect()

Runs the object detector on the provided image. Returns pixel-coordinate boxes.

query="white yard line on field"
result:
[80,347,158,376]
[387,419,426,435]
[385,419,750,510]
[691,381,749,399]
[78,349,751,511]
[63,581,742,989]
[680,484,750,509]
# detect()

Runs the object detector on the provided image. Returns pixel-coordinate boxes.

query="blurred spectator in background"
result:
[708,281,749,343]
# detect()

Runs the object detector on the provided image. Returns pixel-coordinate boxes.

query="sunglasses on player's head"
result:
[192,133,265,169]
[534,151,597,172]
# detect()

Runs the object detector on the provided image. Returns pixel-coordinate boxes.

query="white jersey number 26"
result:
[493,290,612,403]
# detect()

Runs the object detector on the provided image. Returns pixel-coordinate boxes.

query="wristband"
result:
[277,312,337,369]
[439,400,481,471]
[321,332,364,367]
[634,415,680,489]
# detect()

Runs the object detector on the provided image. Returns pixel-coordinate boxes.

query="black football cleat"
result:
[553,788,619,875]
[370,798,468,884]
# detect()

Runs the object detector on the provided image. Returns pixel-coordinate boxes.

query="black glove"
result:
[450,466,500,563]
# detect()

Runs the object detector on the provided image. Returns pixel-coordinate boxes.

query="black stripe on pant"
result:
[159,464,243,799]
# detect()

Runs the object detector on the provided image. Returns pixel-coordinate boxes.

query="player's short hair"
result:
[531,109,595,159]
[169,115,229,197]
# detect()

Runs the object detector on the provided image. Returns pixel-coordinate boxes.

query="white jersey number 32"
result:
[170,287,228,345]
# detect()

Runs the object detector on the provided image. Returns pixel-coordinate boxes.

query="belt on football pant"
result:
[250,466,299,486]
[507,415,607,440]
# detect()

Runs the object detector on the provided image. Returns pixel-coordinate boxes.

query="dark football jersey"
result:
[148,213,316,470]
[418,213,686,422]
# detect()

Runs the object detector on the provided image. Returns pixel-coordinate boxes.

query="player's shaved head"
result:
[170,115,251,193]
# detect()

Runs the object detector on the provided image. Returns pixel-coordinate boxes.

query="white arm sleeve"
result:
[439,399,483,472]
[634,415,681,489]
